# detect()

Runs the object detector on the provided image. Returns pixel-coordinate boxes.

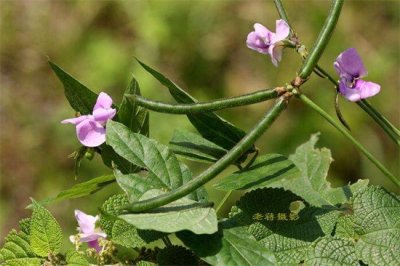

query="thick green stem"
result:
[127,88,280,114]
[298,93,400,187]
[298,0,343,79]
[124,97,289,212]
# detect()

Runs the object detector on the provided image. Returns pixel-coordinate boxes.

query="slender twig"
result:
[297,93,399,187]
[126,88,281,114]
[123,97,290,212]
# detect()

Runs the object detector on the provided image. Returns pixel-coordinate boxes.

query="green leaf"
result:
[137,59,254,156]
[118,75,149,136]
[0,230,36,262]
[136,261,157,266]
[169,130,227,163]
[40,175,115,205]
[29,200,63,257]
[353,186,400,265]
[111,220,147,248]
[100,145,139,174]
[2,258,42,266]
[18,219,31,235]
[270,134,369,207]
[214,154,300,191]
[106,121,204,201]
[157,246,199,266]
[229,188,339,265]
[49,61,98,115]
[304,236,358,266]
[177,226,276,266]
[335,215,356,239]
[120,190,218,234]
[65,250,89,266]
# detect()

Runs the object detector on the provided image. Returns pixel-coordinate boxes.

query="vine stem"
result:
[298,0,344,79]
[297,93,400,187]
[127,88,281,114]
[124,97,289,212]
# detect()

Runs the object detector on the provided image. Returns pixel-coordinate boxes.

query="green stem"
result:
[127,88,280,114]
[274,0,291,27]
[215,190,233,215]
[298,0,344,79]
[124,97,289,212]
[298,93,400,187]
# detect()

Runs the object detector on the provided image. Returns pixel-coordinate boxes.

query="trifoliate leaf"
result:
[107,121,206,202]
[29,200,63,257]
[157,246,199,266]
[0,230,35,262]
[270,134,368,207]
[65,250,89,266]
[169,130,227,163]
[214,154,300,191]
[304,236,358,266]
[229,188,339,265]
[120,189,218,234]
[353,186,400,265]
[177,226,276,266]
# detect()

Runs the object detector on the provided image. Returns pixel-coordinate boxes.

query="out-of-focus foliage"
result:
[0,0,398,239]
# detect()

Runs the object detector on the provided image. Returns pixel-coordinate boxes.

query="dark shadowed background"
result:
[1,0,399,244]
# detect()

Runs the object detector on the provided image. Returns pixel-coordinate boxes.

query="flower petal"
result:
[79,231,106,242]
[335,48,368,78]
[253,23,272,39]
[273,19,290,43]
[246,32,269,54]
[61,115,90,125]
[74,210,97,234]
[355,79,381,100]
[93,92,113,111]
[88,240,102,253]
[269,45,284,67]
[93,107,116,123]
[76,119,106,147]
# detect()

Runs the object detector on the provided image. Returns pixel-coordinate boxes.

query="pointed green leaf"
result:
[49,61,98,115]
[2,258,42,266]
[177,226,276,266]
[335,215,356,239]
[120,190,217,234]
[229,188,339,265]
[137,60,254,157]
[111,220,147,248]
[0,230,35,262]
[118,76,149,136]
[353,186,400,265]
[65,250,89,266]
[169,130,227,163]
[269,134,368,207]
[29,200,63,257]
[305,236,358,266]
[214,154,300,191]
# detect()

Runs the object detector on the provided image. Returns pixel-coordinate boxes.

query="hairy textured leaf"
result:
[214,154,300,191]
[118,75,149,136]
[305,236,358,266]
[229,188,339,265]
[169,130,227,163]
[111,220,147,248]
[353,186,400,265]
[270,134,368,207]
[49,61,98,115]
[29,200,62,257]
[137,60,254,158]
[107,121,205,201]
[40,175,115,205]
[157,246,198,266]
[65,250,89,266]
[335,215,356,239]
[0,230,36,263]
[1,258,42,266]
[178,226,276,266]
[120,190,217,234]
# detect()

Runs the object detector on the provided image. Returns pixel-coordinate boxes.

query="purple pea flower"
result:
[246,19,290,66]
[334,48,380,102]
[62,92,116,147]
[69,210,106,252]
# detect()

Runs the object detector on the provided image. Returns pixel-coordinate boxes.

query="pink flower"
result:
[334,48,380,102]
[69,210,106,252]
[246,19,290,66]
[62,92,116,147]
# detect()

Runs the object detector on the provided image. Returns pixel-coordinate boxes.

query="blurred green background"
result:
[1,0,399,242]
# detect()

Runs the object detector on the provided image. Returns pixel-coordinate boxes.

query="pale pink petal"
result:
[355,79,381,100]
[253,23,272,40]
[93,92,113,111]
[335,48,368,78]
[76,119,106,147]
[75,210,97,234]
[272,19,290,43]
[269,45,284,67]
[93,107,116,123]
[61,115,90,125]
[246,32,269,54]
[79,232,106,242]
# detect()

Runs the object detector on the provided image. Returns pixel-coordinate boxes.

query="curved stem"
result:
[298,93,400,187]
[124,97,289,212]
[126,88,280,114]
[298,0,344,79]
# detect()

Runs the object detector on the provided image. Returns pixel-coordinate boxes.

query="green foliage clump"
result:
[100,193,129,237]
